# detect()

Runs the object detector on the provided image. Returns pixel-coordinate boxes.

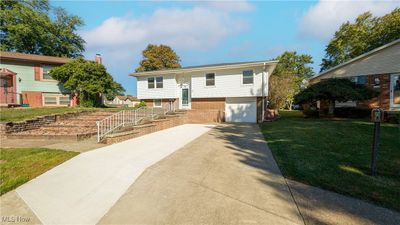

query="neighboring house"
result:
[111,96,139,107]
[0,51,102,107]
[131,60,278,123]
[310,39,400,111]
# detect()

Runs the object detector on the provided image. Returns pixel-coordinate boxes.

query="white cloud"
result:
[298,0,399,40]
[199,0,255,12]
[81,5,252,94]
[82,7,248,50]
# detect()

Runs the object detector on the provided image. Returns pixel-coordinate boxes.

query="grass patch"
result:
[0,107,118,122]
[260,111,400,211]
[0,148,78,195]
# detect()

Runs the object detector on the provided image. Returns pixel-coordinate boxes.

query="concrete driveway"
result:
[99,123,304,225]
[14,124,214,225]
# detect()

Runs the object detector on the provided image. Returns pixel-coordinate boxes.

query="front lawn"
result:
[0,148,78,195]
[0,107,118,122]
[260,111,400,211]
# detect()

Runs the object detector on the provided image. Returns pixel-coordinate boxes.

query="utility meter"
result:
[371,108,384,123]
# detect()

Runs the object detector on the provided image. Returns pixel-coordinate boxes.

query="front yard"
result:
[0,148,78,195]
[261,111,400,211]
[0,107,119,122]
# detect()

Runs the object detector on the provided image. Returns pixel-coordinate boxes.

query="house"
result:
[111,96,139,107]
[0,51,102,107]
[310,39,400,111]
[131,60,278,123]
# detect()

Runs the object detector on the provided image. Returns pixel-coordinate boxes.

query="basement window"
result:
[154,99,162,107]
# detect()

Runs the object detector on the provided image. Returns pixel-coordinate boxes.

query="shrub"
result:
[334,107,371,118]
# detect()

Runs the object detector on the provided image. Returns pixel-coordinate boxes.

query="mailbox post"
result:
[370,108,384,176]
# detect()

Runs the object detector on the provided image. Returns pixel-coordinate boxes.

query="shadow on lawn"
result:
[210,123,400,225]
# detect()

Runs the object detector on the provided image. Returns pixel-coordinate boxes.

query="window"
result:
[148,77,155,89]
[156,77,163,88]
[44,96,57,105]
[351,75,368,85]
[43,93,70,106]
[42,65,54,80]
[154,99,162,107]
[206,73,215,86]
[242,70,254,84]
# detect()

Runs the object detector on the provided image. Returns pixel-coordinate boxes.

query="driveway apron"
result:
[16,124,214,225]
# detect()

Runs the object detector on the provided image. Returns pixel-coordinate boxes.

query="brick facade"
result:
[22,91,43,107]
[361,74,391,109]
[191,98,225,110]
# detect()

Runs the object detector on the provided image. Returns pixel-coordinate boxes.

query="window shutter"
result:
[34,65,41,81]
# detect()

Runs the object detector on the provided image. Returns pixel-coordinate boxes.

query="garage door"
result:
[225,97,257,123]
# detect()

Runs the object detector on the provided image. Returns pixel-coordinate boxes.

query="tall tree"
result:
[50,59,125,107]
[135,44,181,72]
[268,51,314,109]
[321,8,400,71]
[0,0,85,57]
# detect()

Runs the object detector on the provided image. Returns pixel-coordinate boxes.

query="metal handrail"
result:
[96,107,168,142]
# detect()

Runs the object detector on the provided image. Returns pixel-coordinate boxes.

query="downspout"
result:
[262,63,266,122]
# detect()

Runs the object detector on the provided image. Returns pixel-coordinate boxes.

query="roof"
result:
[130,60,278,77]
[0,68,17,76]
[0,51,71,64]
[115,96,138,101]
[310,39,400,81]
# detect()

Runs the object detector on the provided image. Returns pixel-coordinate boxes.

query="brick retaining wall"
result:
[0,111,93,135]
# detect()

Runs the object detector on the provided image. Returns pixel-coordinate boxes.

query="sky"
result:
[52,0,400,96]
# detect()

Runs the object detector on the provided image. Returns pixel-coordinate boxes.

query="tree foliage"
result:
[321,8,400,71]
[50,59,125,107]
[268,51,314,109]
[0,0,85,57]
[294,78,376,115]
[135,44,181,72]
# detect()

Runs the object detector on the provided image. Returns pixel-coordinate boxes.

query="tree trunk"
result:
[328,100,335,116]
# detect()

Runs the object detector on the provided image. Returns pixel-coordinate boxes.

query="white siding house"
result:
[131,60,278,123]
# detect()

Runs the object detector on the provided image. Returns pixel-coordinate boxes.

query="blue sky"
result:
[52,0,399,95]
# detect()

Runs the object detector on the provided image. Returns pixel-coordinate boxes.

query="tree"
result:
[321,8,400,71]
[50,59,125,107]
[135,44,181,72]
[268,51,314,109]
[294,78,377,115]
[0,0,85,57]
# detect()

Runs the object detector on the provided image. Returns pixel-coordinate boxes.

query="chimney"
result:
[95,53,102,64]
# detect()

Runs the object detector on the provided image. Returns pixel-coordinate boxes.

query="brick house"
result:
[131,60,278,123]
[0,51,102,107]
[309,39,400,111]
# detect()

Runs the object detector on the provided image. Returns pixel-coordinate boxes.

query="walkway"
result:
[15,124,214,225]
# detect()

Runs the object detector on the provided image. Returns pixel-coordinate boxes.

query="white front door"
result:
[225,97,257,123]
[390,73,400,109]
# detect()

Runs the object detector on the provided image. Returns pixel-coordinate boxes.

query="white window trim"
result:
[156,76,163,88]
[41,65,58,82]
[153,99,162,108]
[42,93,71,106]
[205,72,216,87]
[242,70,254,86]
[148,76,164,89]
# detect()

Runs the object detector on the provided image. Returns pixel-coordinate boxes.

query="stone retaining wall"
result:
[0,111,93,135]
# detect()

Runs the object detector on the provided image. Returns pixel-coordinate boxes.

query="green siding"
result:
[0,60,68,94]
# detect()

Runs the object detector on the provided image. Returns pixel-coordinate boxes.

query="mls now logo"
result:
[2,216,31,223]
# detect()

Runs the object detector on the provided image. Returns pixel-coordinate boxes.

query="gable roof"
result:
[130,60,278,77]
[0,51,71,64]
[115,96,138,101]
[310,39,400,82]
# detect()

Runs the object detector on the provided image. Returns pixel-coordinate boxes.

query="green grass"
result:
[260,111,400,211]
[0,107,119,122]
[0,148,78,195]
